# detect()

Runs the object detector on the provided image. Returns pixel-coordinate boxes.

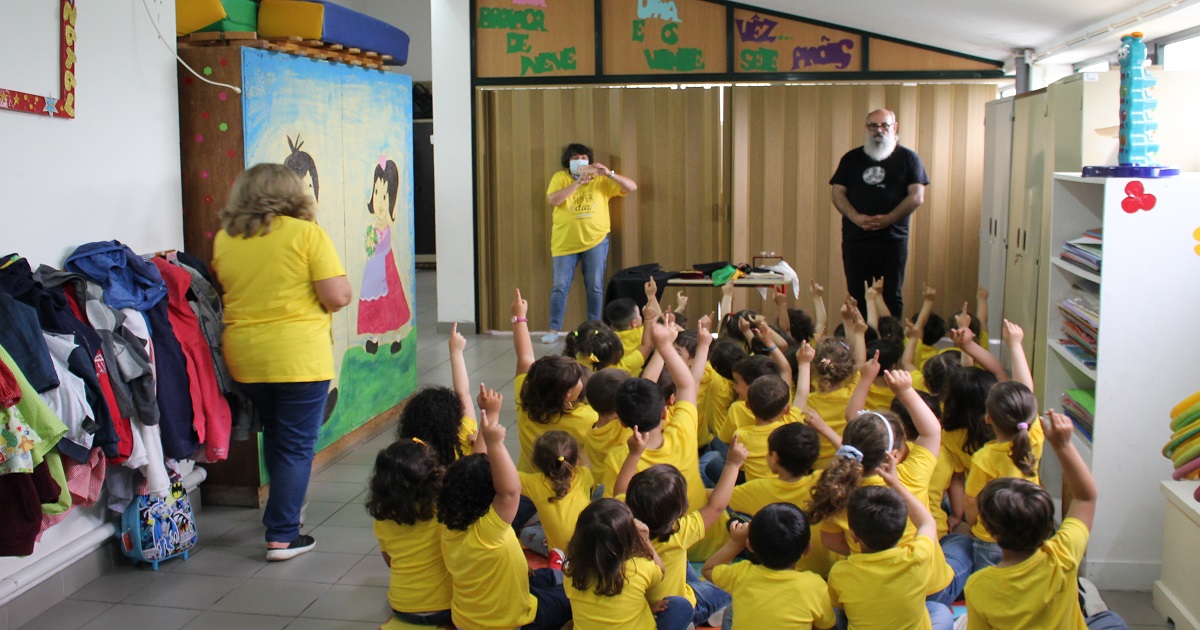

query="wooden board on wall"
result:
[732,9,861,74]
[868,39,999,72]
[602,0,726,75]
[475,85,729,332]
[475,0,596,78]
[730,83,994,320]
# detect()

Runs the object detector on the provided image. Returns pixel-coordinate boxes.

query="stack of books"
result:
[1060,228,1102,274]
[1061,388,1095,442]
[1057,294,1100,369]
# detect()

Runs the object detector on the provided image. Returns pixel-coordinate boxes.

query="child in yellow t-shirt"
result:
[965,411,1127,630]
[368,439,453,626]
[566,319,649,376]
[510,290,597,475]
[699,339,748,465]
[827,456,954,629]
[703,503,836,630]
[517,431,596,557]
[396,326,481,467]
[582,368,632,471]
[438,388,571,630]
[733,376,797,481]
[619,437,748,628]
[605,297,647,354]
[807,338,858,468]
[564,498,694,630]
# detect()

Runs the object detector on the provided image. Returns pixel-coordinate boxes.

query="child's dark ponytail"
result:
[985,381,1039,477]
[563,321,624,371]
[532,431,579,502]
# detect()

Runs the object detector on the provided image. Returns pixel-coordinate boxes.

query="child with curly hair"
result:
[367,439,450,625]
[439,387,572,630]
[396,324,480,466]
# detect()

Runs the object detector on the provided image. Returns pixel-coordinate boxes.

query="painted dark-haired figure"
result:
[542,142,638,344]
[359,157,412,353]
[284,134,319,202]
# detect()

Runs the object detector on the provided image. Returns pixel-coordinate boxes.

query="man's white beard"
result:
[864,133,897,162]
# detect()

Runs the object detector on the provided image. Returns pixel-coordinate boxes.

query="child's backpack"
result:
[119,474,198,570]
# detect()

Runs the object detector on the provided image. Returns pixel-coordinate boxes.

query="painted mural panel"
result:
[602,0,726,75]
[732,9,861,74]
[241,48,417,461]
[475,0,596,78]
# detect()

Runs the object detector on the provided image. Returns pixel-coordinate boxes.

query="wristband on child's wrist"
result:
[764,345,778,353]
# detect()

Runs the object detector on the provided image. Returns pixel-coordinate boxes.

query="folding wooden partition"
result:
[730,83,994,320]
[476,86,730,332]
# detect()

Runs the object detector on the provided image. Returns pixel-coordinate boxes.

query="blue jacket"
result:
[66,241,167,311]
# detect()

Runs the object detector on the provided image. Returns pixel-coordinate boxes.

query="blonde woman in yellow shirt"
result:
[367,439,452,626]
[564,498,693,629]
[438,387,572,630]
[965,411,1130,630]
[212,163,350,560]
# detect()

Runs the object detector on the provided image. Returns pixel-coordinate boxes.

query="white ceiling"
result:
[739,0,1200,67]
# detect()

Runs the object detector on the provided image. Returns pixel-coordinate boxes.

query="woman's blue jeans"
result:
[549,236,609,331]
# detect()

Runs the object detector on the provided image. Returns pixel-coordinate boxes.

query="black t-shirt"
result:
[829,145,929,242]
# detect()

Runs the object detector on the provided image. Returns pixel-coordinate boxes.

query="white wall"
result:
[431,0,476,328]
[330,0,433,82]
[0,0,182,599]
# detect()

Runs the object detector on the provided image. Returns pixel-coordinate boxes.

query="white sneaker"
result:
[541,331,559,344]
[265,535,315,561]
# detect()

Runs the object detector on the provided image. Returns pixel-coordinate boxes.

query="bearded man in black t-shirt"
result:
[830,109,929,318]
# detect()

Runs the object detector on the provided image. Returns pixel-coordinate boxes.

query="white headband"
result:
[862,411,894,452]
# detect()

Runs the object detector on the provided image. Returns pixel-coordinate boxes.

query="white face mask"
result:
[569,158,589,176]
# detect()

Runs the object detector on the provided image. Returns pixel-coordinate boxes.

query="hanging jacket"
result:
[65,241,167,312]
[0,293,58,393]
[143,300,200,460]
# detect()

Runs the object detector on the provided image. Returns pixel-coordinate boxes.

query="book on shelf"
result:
[1057,339,1098,369]
[1081,228,1102,242]
[1059,230,1103,274]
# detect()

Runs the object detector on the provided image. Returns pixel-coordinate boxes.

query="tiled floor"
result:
[11,270,1178,629]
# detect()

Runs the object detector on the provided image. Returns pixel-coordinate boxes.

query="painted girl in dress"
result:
[358,158,411,353]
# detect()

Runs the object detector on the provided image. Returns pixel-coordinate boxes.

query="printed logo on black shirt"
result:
[862,166,886,187]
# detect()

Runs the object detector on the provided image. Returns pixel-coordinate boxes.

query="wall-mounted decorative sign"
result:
[475,0,596,78]
[732,9,860,73]
[0,0,77,118]
[602,0,726,75]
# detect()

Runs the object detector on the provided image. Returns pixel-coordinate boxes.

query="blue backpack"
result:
[119,475,198,570]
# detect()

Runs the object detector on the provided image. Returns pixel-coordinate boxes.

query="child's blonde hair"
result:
[220,163,315,237]
[813,338,855,390]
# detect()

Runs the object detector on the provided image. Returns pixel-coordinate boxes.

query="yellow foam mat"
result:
[257,0,325,40]
[176,0,227,36]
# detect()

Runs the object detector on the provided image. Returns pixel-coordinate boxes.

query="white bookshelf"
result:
[1040,173,1200,591]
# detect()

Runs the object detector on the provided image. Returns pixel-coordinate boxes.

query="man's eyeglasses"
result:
[867,122,893,131]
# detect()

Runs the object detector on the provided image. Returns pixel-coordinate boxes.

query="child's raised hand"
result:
[838,301,854,323]
[797,340,815,364]
[977,286,990,302]
[876,450,902,487]
[923,285,937,302]
[728,521,751,546]
[1044,410,1074,449]
[449,322,467,354]
[950,327,975,348]
[955,303,972,330]
[1003,319,1024,345]
[511,288,528,319]
[627,429,649,456]
[649,315,677,348]
[737,314,754,339]
[697,313,714,346]
[864,281,878,302]
[477,383,504,424]
[721,281,735,298]
[803,408,830,433]
[726,435,750,469]
[810,279,824,298]
[850,311,869,336]
[873,277,885,293]
[861,350,881,379]
[773,291,787,307]
[884,369,913,394]
[903,318,920,340]
[676,290,688,311]
[644,276,658,299]
[478,407,505,446]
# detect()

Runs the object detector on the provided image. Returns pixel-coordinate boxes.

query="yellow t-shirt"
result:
[927,443,957,539]
[548,170,626,256]
[458,415,478,459]
[828,535,939,630]
[865,382,897,412]
[212,216,346,383]
[723,400,804,444]
[910,369,929,394]
[565,556,662,630]
[646,511,706,606]
[712,562,835,630]
[515,373,599,473]
[441,506,537,629]
[374,517,451,614]
[808,382,855,466]
[518,467,596,552]
[729,473,833,577]
[702,372,736,446]
[964,518,1090,630]
[914,342,941,372]
[965,420,1045,542]
[615,326,643,356]
[615,348,647,377]
[734,418,796,482]
[585,417,630,472]
[695,364,717,446]
[600,402,706,514]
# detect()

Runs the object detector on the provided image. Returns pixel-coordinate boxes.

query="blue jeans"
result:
[973,538,1002,571]
[239,380,330,544]
[1086,610,1130,629]
[929,533,974,606]
[686,562,731,625]
[700,438,729,488]
[549,236,609,331]
[524,568,572,630]
[655,595,694,630]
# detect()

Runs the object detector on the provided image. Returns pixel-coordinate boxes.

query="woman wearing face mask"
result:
[542,143,638,344]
